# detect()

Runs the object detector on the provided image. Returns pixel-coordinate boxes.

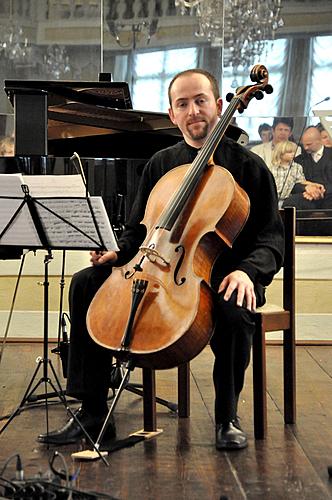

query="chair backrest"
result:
[280,206,296,314]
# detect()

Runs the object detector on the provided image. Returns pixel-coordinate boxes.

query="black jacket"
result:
[116,136,284,290]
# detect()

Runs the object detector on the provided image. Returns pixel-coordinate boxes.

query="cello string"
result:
[155,97,241,230]
[142,97,241,247]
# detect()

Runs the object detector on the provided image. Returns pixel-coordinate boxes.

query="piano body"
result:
[2,79,248,231]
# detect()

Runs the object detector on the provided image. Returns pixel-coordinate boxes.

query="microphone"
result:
[312,96,330,107]
[70,151,87,195]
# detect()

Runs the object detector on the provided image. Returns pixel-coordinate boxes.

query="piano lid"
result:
[4,79,182,144]
[4,79,133,109]
[4,79,248,158]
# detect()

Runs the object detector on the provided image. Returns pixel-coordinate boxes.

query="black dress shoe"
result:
[37,408,116,445]
[215,419,248,450]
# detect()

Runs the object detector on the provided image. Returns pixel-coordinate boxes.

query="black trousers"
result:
[66,265,263,424]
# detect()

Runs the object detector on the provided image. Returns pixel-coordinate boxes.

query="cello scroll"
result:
[226,64,273,113]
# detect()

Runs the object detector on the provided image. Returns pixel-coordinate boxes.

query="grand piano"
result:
[2,79,248,229]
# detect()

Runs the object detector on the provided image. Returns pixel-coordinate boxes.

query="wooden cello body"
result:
[87,65,273,370]
[87,164,249,369]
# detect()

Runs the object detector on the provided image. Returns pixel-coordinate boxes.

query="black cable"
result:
[0,453,20,476]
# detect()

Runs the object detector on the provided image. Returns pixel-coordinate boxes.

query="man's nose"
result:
[188,101,199,115]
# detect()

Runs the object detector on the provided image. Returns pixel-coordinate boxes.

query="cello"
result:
[87,64,273,370]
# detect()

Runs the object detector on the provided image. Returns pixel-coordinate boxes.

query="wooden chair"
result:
[142,363,190,432]
[252,206,296,439]
[142,207,296,439]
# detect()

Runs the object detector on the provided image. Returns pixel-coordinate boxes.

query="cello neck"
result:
[157,64,272,231]
[157,96,240,231]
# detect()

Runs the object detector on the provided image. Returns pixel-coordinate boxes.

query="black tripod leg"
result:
[0,359,44,433]
[125,384,178,412]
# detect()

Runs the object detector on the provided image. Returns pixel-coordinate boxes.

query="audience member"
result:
[295,126,332,202]
[320,129,332,148]
[257,123,272,143]
[0,135,15,156]
[315,123,332,148]
[251,117,295,168]
[270,141,309,208]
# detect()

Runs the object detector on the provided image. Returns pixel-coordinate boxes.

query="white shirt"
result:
[312,145,324,162]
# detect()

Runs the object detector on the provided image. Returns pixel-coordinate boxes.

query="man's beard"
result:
[187,121,209,141]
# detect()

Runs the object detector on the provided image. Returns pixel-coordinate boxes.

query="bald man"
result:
[282,126,332,214]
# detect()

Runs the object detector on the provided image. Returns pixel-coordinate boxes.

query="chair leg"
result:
[283,327,296,424]
[142,368,156,432]
[178,362,190,417]
[252,318,267,439]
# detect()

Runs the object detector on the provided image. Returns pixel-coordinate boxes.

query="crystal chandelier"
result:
[44,45,71,80]
[107,19,159,50]
[0,18,32,66]
[175,0,284,73]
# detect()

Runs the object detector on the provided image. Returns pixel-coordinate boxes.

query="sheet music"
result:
[0,174,41,246]
[35,197,119,250]
[0,174,118,250]
[22,174,86,197]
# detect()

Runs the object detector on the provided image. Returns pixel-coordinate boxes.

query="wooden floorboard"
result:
[1,344,332,499]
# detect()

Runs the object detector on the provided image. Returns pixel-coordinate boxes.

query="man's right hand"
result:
[303,182,325,201]
[90,250,118,266]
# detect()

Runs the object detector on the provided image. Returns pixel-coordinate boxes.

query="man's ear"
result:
[168,107,177,125]
[217,97,223,116]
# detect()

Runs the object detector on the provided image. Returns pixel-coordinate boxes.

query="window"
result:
[132,47,198,112]
[309,35,332,111]
[222,38,289,142]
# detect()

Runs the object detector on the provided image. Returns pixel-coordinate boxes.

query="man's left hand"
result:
[218,270,256,312]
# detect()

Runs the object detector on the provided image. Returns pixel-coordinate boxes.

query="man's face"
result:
[168,73,222,148]
[302,129,322,153]
[272,123,292,144]
[260,130,271,143]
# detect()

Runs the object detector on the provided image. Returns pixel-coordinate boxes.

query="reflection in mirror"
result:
[0,0,332,237]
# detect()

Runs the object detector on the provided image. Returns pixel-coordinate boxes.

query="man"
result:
[251,117,294,168]
[283,126,332,210]
[258,123,272,144]
[38,69,284,450]
[281,126,332,235]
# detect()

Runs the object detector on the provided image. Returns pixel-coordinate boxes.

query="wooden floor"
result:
[1,343,332,499]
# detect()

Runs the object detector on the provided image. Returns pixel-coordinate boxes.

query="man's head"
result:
[301,126,323,154]
[271,117,294,145]
[258,123,272,143]
[168,69,222,148]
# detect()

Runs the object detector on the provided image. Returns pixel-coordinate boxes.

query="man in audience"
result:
[257,123,272,144]
[290,126,332,209]
[251,117,294,168]
[281,125,332,235]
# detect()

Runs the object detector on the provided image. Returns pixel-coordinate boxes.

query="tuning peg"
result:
[264,84,273,94]
[254,90,264,100]
[226,92,234,102]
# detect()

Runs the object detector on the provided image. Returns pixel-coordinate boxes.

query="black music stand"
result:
[0,180,118,465]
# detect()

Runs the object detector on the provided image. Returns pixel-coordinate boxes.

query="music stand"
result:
[0,175,118,465]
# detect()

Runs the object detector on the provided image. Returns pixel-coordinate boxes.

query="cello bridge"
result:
[139,246,170,266]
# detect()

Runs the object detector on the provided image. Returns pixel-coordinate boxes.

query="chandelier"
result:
[175,0,284,74]
[44,45,71,80]
[107,19,159,50]
[0,19,32,66]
